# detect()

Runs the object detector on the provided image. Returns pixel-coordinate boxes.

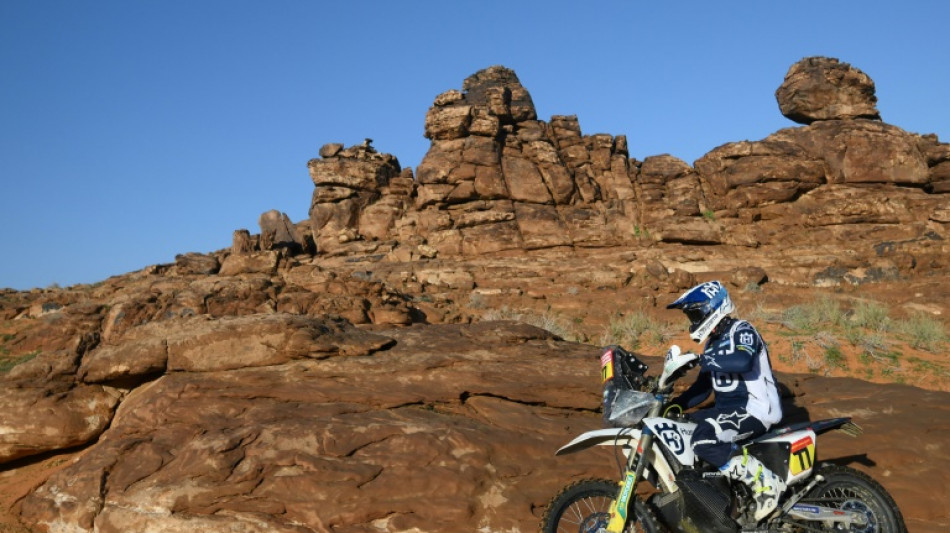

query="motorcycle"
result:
[540,345,907,533]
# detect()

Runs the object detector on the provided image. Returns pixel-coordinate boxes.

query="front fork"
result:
[605,431,655,532]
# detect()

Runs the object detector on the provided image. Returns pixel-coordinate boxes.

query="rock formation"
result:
[1,56,949,532]
[267,59,947,290]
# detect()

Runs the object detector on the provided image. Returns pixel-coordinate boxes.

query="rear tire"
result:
[540,478,662,533]
[793,464,906,532]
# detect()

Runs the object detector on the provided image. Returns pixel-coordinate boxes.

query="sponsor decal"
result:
[699,282,719,299]
[792,504,821,514]
[791,435,813,452]
[654,422,686,455]
[601,350,614,383]
[789,435,815,476]
[715,411,751,431]
[616,471,636,520]
[712,372,740,392]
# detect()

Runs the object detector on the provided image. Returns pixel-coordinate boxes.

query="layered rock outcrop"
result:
[257,59,947,291]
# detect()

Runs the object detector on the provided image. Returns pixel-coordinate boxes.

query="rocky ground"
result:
[0,319,947,532]
[1,56,948,531]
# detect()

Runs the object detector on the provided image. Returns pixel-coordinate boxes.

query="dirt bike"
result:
[540,345,907,533]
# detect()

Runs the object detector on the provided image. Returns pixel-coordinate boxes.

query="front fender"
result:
[555,427,680,494]
[555,428,641,456]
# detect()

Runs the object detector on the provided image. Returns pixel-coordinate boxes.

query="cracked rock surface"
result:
[16,320,616,533]
[11,318,950,532]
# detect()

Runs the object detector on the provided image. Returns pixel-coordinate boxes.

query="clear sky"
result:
[2,1,947,290]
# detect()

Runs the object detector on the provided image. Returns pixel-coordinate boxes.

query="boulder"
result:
[174,253,220,276]
[776,56,881,124]
[259,210,310,255]
[0,383,121,463]
[460,65,537,123]
[231,229,257,255]
[218,250,280,276]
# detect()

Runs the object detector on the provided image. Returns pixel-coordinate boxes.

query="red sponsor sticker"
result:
[601,350,614,367]
[791,435,814,453]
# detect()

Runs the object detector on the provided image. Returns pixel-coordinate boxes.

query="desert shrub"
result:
[743,282,762,293]
[600,311,671,350]
[481,306,577,341]
[744,302,774,324]
[467,293,486,309]
[899,314,943,351]
[823,345,846,370]
[813,296,846,327]
[778,296,844,333]
[779,306,812,332]
[899,313,947,352]
[812,330,838,349]
[787,340,807,364]
[481,306,513,322]
[858,330,890,358]
[850,300,891,332]
[530,314,577,341]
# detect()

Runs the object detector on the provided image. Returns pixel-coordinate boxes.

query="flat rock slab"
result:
[16,321,950,532]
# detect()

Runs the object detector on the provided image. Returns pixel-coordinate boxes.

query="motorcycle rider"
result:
[666,280,785,521]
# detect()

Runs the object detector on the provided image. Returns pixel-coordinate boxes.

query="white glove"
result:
[665,344,681,361]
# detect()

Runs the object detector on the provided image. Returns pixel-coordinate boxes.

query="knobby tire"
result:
[785,463,907,533]
[540,478,661,533]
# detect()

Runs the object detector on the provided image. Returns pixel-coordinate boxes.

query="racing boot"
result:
[721,448,786,521]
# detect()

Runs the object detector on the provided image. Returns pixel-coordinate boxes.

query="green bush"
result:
[850,300,891,332]
[823,345,846,370]
[779,296,845,333]
[482,306,578,341]
[601,311,671,350]
[899,313,947,352]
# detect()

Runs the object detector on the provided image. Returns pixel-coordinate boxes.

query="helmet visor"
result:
[683,307,706,329]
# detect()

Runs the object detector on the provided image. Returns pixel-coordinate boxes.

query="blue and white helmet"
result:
[667,281,735,343]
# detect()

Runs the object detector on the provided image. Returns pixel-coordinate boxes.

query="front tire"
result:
[792,464,906,532]
[540,478,661,533]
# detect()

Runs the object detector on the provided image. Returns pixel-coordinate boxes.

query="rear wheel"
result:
[540,478,661,533]
[785,464,906,532]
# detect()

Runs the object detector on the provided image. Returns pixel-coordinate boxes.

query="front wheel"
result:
[540,478,661,533]
[787,464,907,532]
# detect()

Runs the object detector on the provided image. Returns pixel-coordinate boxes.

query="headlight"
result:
[603,387,659,427]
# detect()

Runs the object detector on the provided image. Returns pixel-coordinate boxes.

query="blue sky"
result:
[2,1,948,290]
